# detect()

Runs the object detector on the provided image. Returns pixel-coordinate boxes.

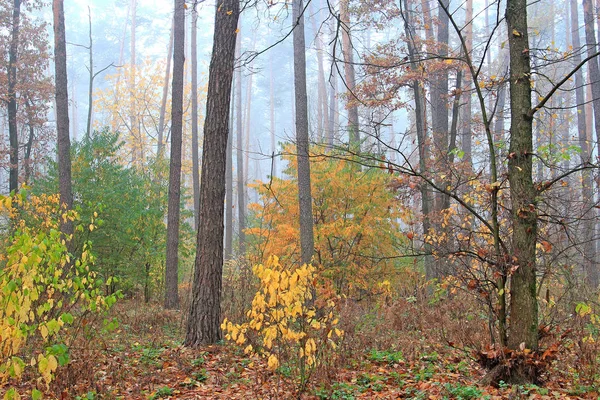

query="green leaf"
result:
[60,313,74,325]
[32,389,43,400]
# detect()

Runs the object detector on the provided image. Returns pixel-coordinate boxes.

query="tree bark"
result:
[53,0,73,237]
[225,76,234,262]
[570,0,597,287]
[269,45,277,177]
[432,0,450,217]
[235,26,246,256]
[293,0,315,265]
[461,0,473,165]
[340,0,359,147]
[581,0,600,287]
[86,7,94,139]
[164,0,185,310]
[8,0,21,194]
[185,0,239,346]
[506,0,538,353]
[191,3,200,231]
[158,21,174,159]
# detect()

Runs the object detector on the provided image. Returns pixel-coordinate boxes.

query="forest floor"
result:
[6,298,600,399]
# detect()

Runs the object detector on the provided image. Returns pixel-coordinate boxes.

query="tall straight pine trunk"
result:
[164,0,185,310]
[185,0,240,346]
[53,0,73,237]
[293,0,315,265]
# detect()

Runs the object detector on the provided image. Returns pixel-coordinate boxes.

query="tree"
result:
[53,0,73,236]
[235,26,246,256]
[164,0,185,310]
[1,0,53,189]
[293,0,314,266]
[340,0,359,147]
[185,0,240,346]
[7,0,21,194]
[191,2,200,230]
[505,0,538,358]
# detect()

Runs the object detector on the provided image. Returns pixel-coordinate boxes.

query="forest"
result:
[1,0,600,398]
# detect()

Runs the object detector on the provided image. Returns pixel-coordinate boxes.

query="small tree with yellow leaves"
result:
[222,256,342,391]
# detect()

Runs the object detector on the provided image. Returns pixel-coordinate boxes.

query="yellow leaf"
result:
[267,354,279,370]
[40,325,48,340]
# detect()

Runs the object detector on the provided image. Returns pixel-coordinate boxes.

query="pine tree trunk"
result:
[53,0,73,237]
[225,81,234,261]
[191,4,200,231]
[293,0,315,265]
[164,0,185,310]
[185,0,239,346]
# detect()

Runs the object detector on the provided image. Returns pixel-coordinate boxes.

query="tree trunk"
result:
[581,0,600,288]
[269,46,277,177]
[310,5,330,142]
[401,0,433,279]
[462,0,473,165]
[506,0,539,356]
[235,27,246,256]
[86,7,94,139]
[340,0,359,147]
[570,0,597,287]
[158,21,174,159]
[225,77,234,262]
[191,3,200,231]
[293,0,315,265]
[53,0,73,237]
[129,0,138,164]
[185,0,239,346]
[8,0,21,194]
[432,0,450,217]
[164,0,185,310]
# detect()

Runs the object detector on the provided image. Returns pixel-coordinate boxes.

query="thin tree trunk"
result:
[130,0,138,164]
[432,0,450,217]
[401,0,434,279]
[462,0,473,165]
[581,0,600,287]
[310,5,330,142]
[269,48,277,177]
[185,0,239,346]
[506,0,539,356]
[53,0,73,236]
[340,0,359,147]
[24,100,35,185]
[225,76,234,261]
[572,0,597,287]
[293,0,315,265]
[164,0,185,310]
[8,0,21,194]
[158,21,174,159]
[191,3,200,230]
[235,25,245,256]
[86,7,94,139]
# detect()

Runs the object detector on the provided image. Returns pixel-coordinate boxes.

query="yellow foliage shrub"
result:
[247,149,412,298]
[0,192,119,399]
[222,256,342,388]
